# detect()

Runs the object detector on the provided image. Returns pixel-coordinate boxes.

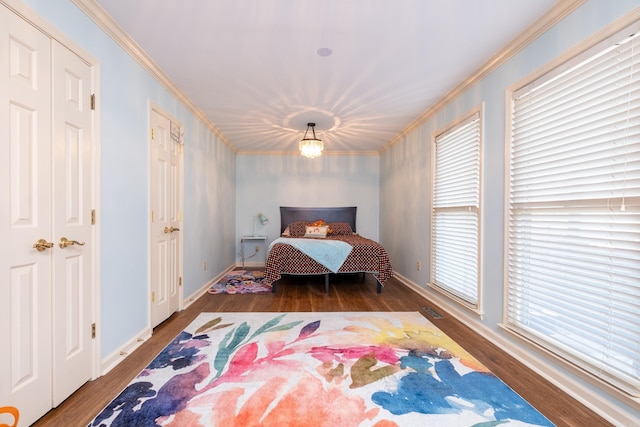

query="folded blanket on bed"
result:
[269,237,353,273]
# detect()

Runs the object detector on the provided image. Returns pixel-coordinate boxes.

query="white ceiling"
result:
[93,0,560,154]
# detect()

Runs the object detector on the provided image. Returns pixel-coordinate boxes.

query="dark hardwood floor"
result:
[34,272,611,427]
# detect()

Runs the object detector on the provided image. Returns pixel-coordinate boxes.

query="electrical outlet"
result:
[203,261,206,270]
[255,245,260,252]
[416,261,422,271]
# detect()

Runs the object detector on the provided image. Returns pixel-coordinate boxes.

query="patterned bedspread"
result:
[265,234,393,288]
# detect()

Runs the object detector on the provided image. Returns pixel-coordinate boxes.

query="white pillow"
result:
[304,225,328,238]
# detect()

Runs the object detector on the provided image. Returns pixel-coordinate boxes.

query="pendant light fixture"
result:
[299,122,323,158]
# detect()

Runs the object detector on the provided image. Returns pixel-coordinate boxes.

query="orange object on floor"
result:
[0,406,19,427]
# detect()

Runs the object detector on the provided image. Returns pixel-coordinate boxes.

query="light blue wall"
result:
[380,0,640,419]
[19,0,236,358]
[183,117,237,297]
[236,155,380,258]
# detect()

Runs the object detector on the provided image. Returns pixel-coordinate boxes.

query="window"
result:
[507,25,640,396]
[431,110,481,309]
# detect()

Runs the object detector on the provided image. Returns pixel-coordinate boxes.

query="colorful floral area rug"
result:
[207,270,271,294]
[89,312,555,427]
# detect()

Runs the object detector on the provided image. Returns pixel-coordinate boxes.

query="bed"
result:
[265,206,392,293]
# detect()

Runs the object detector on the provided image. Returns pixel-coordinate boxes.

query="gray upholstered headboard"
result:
[280,206,357,234]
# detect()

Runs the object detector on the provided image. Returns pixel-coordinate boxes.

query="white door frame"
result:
[0,0,101,420]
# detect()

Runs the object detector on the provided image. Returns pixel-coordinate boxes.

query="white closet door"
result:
[51,40,94,406]
[0,5,96,425]
[0,5,54,424]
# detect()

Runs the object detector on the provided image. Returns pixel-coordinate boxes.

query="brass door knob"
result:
[59,237,86,249]
[163,226,181,233]
[33,239,54,252]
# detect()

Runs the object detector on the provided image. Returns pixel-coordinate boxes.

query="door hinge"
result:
[179,277,182,287]
[152,291,155,303]
[91,323,96,339]
[91,209,96,225]
[151,128,155,140]
[151,210,155,222]
[90,94,96,110]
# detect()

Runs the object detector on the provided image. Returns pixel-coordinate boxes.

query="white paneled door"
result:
[150,109,182,328]
[0,5,96,425]
[0,6,53,423]
[51,39,94,407]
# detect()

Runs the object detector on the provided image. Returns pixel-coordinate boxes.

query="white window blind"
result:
[432,112,481,308]
[507,28,640,396]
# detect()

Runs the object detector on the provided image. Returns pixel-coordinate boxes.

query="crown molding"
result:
[380,0,586,154]
[71,0,236,154]
[236,150,380,157]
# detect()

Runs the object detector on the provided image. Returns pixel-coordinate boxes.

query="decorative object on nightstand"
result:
[253,212,269,236]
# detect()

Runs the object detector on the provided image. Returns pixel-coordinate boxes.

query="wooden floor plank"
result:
[33,272,611,427]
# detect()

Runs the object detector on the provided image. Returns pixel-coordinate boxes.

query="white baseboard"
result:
[235,261,265,268]
[100,326,152,375]
[182,263,237,309]
[393,272,640,427]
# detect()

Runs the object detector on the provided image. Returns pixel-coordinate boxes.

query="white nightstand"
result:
[240,236,268,268]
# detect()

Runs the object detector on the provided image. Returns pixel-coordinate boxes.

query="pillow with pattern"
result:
[287,221,309,237]
[309,219,333,234]
[304,225,329,238]
[328,222,353,235]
